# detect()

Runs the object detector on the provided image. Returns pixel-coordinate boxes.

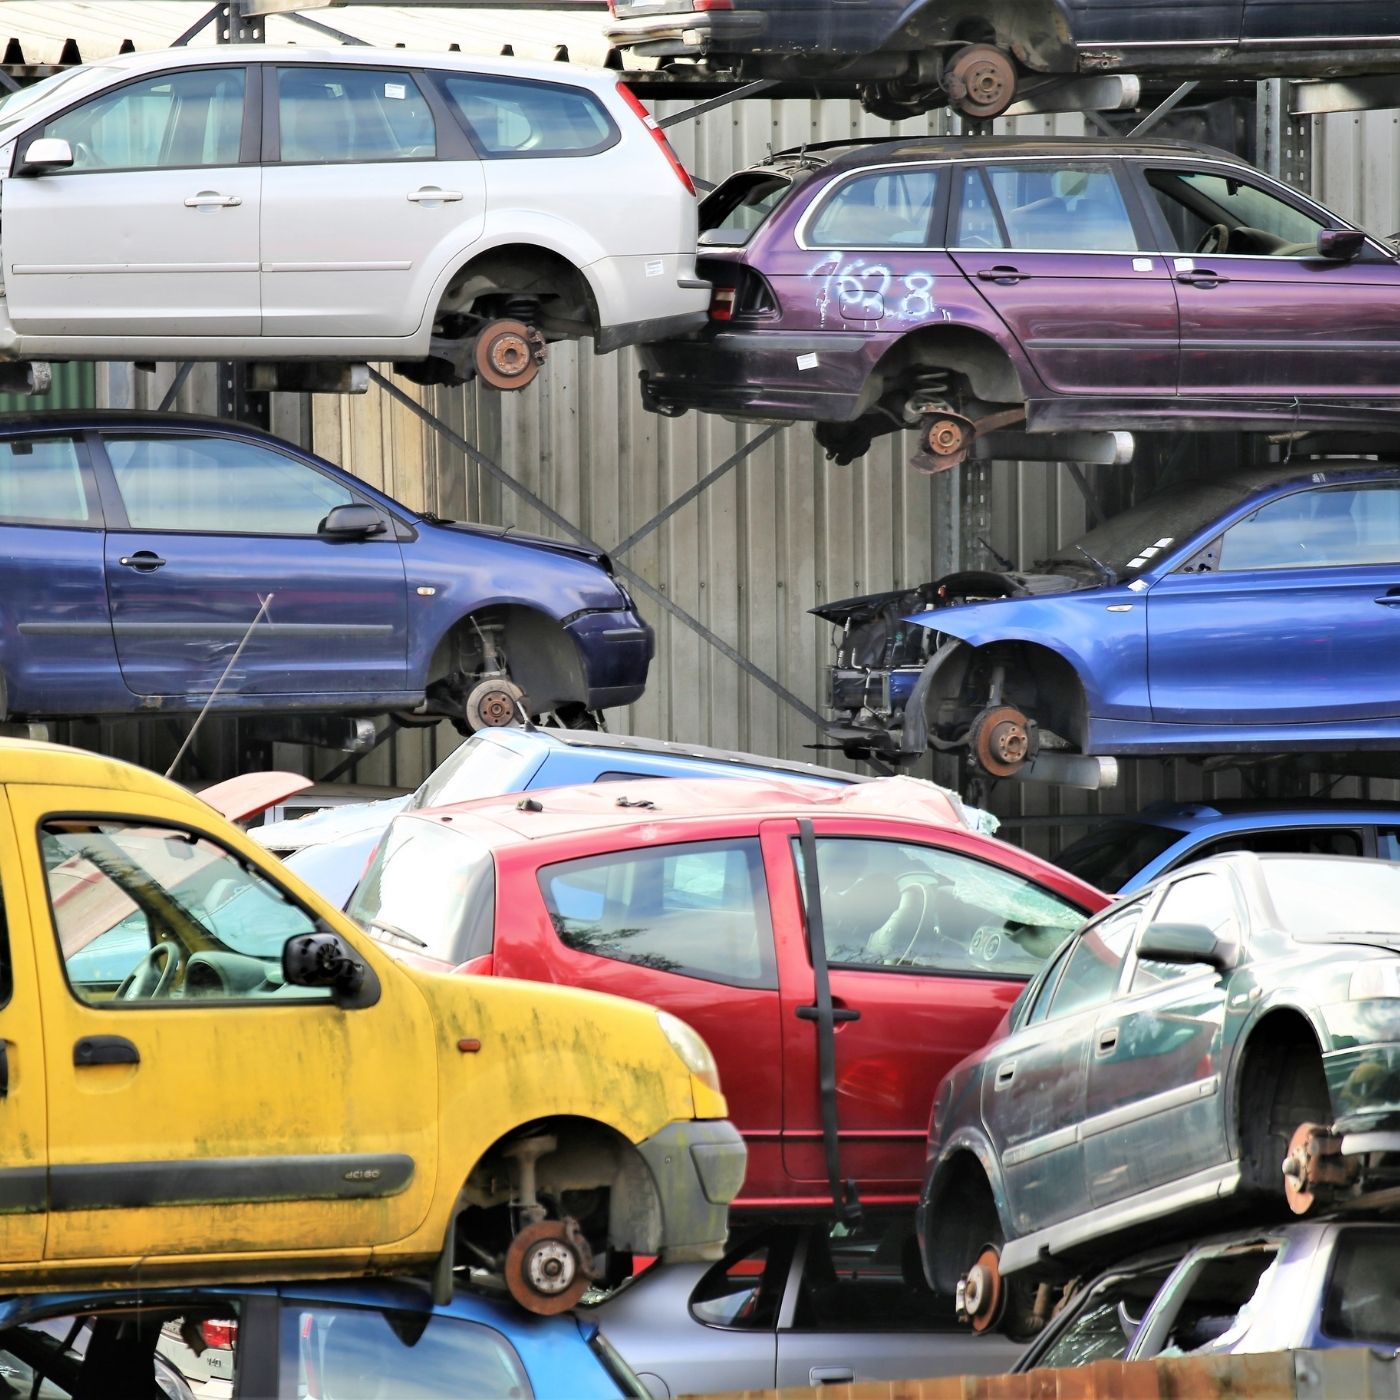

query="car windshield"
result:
[1036,469,1320,582]
[410,733,539,811]
[1259,857,1400,942]
[699,169,803,245]
[1055,821,1184,892]
[347,818,496,965]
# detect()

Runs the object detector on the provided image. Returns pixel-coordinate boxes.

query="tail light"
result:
[710,287,736,321]
[706,268,777,322]
[694,0,735,7]
[200,1319,238,1349]
[454,954,495,977]
[616,82,696,196]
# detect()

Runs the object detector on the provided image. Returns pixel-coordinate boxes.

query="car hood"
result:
[423,517,615,571]
[816,572,1083,628]
[903,573,1100,632]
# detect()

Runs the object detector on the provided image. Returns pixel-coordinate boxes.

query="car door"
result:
[4,64,258,339]
[525,831,785,1201]
[1140,162,1400,397]
[97,429,409,700]
[1146,480,1400,724]
[1083,871,1235,1208]
[13,789,439,1263]
[983,899,1144,1234]
[0,429,124,718]
[949,160,1179,396]
[260,63,485,337]
[1241,0,1387,42]
[1068,0,1243,44]
[774,822,1088,1199]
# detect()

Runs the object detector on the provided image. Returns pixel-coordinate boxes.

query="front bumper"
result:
[828,665,921,717]
[637,1120,746,1263]
[567,608,654,711]
[640,330,880,424]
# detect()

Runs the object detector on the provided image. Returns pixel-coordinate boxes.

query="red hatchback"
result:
[346,775,1106,1214]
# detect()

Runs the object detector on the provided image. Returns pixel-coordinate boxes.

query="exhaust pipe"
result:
[1012,752,1117,790]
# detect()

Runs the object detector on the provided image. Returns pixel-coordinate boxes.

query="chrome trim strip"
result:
[1079,1075,1220,1140]
[1003,1125,1078,1168]
[13,263,260,275]
[263,261,413,273]
[105,622,396,637]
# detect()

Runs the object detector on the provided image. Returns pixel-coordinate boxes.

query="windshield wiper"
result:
[370,919,428,949]
[1074,544,1117,587]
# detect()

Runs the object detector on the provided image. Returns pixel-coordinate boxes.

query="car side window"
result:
[538,838,777,989]
[0,435,93,526]
[981,162,1139,252]
[277,66,436,163]
[1131,871,1236,993]
[440,74,615,157]
[790,1230,964,1333]
[1141,1246,1281,1356]
[1184,827,1364,865]
[1146,168,1325,256]
[1321,1232,1400,1347]
[37,67,246,171]
[283,1303,531,1398]
[797,837,1084,979]
[1043,899,1143,1020]
[807,167,942,248]
[1031,1264,1175,1369]
[689,1236,789,1329]
[1217,484,1400,571]
[104,434,356,535]
[40,818,332,1005]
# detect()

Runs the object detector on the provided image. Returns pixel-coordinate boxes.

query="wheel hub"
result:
[956,1245,1004,1333]
[970,704,1036,778]
[946,43,1017,120]
[503,1218,595,1315]
[524,1239,577,1295]
[1282,1120,1355,1215]
[474,318,547,390]
[464,677,526,730]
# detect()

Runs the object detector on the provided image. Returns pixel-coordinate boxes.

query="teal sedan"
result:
[916,851,1400,1339]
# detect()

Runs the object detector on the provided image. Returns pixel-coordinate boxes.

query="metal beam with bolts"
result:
[1288,76,1400,116]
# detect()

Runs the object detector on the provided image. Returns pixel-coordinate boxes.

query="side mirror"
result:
[1317,228,1366,261]
[17,137,74,176]
[1136,922,1233,972]
[319,503,387,538]
[283,931,373,1003]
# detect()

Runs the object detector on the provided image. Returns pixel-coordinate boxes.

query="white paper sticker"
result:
[1132,257,1154,272]
[1127,555,1149,569]
[1173,257,1194,272]
[645,258,664,277]
[384,83,407,100]
[797,352,819,371]
[1128,577,1150,592]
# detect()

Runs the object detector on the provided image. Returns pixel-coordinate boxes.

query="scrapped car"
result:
[1019,1222,1400,1370]
[1055,799,1400,894]
[0,412,650,732]
[0,737,743,1313]
[0,45,705,393]
[591,1222,1022,1394]
[917,850,1400,1337]
[816,460,1400,775]
[607,0,1400,121]
[257,725,855,908]
[346,774,1105,1215]
[639,138,1400,470]
[0,1276,644,1398]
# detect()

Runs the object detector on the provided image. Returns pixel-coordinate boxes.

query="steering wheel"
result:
[1196,222,1231,255]
[864,873,953,965]
[117,941,182,1001]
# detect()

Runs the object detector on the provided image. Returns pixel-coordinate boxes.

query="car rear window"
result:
[348,819,495,966]
[700,170,800,246]
[439,73,616,157]
[410,733,539,811]
[807,166,942,249]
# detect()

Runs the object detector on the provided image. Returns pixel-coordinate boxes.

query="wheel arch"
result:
[922,1138,1009,1296]
[870,324,1027,410]
[433,238,602,333]
[1229,1004,1332,1160]
[896,0,1076,70]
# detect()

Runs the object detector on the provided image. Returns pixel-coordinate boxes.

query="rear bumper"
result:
[638,1120,747,1263]
[639,329,881,423]
[595,304,709,354]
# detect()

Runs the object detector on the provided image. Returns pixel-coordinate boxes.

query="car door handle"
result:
[1175,269,1229,285]
[1375,592,1400,606]
[796,1002,862,1025]
[976,265,1027,284]
[119,551,167,571]
[995,1060,1017,1088]
[407,187,464,203]
[1096,1028,1119,1057]
[184,191,242,208]
[73,1036,140,1067]
[811,1367,855,1385]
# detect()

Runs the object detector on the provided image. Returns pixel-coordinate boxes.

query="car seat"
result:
[281,77,354,163]
[1009,170,1135,251]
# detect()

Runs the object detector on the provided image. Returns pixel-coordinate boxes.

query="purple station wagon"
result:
[640,136,1400,470]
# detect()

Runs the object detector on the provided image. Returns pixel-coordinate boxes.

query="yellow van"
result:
[0,740,743,1313]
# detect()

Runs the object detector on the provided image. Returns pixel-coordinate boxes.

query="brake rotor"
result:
[945,43,1017,120]
[970,704,1035,778]
[474,318,547,390]
[1282,1120,1354,1215]
[503,1219,594,1315]
[912,409,977,475]
[464,677,526,730]
[956,1245,1005,1333]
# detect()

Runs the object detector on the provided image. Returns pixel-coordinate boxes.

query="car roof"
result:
[0,407,325,451]
[415,773,972,844]
[762,133,1244,175]
[1128,798,1400,835]
[0,736,206,809]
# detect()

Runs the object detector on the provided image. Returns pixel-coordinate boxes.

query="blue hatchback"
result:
[0,1277,643,1398]
[819,460,1400,776]
[0,412,650,732]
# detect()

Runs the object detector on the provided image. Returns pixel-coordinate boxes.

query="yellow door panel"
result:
[9,784,441,1263]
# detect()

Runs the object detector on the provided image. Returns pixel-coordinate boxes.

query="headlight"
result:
[657,1011,722,1095]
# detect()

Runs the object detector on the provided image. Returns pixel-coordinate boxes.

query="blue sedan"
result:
[0,1277,643,1398]
[819,460,1400,776]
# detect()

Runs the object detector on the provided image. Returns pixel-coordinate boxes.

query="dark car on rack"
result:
[639,137,1400,471]
[607,1,1400,122]
[814,460,1400,778]
[0,412,651,733]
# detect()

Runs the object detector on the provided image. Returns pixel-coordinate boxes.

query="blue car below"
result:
[817,459,1400,777]
[0,411,651,733]
[0,1277,644,1398]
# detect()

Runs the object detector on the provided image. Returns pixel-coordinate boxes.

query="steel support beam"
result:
[1127,80,1198,138]
[974,431,1134,467]
[657,80,780,129]
[1289,75,1400,116]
